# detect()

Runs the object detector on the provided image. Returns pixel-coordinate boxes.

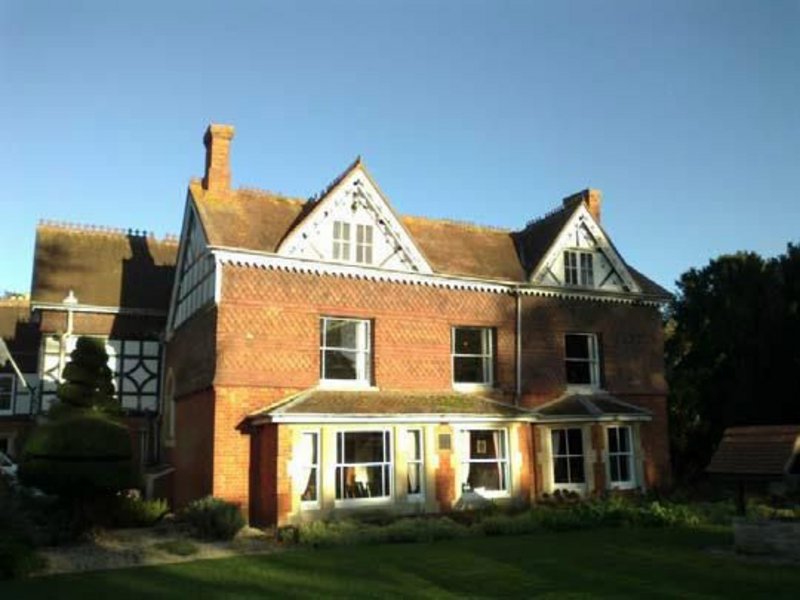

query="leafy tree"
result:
[666,244,800,482]
[20,337,136,521]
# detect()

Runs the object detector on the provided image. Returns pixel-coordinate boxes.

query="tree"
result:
[20,337,136,505]
[666,244,800,482]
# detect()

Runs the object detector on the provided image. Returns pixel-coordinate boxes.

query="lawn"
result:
[2,526,798,598]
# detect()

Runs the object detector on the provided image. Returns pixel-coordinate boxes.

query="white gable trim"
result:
[530,204,641,293]
[166,196,213,335]
[277,165,433,274]
[210,248,665,306]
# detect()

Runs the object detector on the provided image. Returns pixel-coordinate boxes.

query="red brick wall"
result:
[216,266,517,393]
[173,387,215,508]
[166,307,217,398]
[629,395,671,490]
[519,296,668,406]
[517,424,535,503]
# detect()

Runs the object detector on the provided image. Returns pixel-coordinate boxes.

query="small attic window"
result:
[564,251,594,287]
[332,221,373,265]
[333,221,351,261]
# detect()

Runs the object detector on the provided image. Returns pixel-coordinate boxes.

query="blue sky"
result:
[1,0,798,294]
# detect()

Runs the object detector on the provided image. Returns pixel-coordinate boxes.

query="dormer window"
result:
[564,251,594,287]
[333,221,351,261]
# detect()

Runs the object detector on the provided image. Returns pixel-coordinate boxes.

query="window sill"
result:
[334,496,392,509]
[300,501,321,511]
[564,384,603,395]
[608,481,637,491]
[469,487,510,500]
[453,383,493,394]
[318,380,377,391]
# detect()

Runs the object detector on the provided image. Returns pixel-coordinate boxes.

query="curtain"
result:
[492,430,503,489]
[297,433,314,501]
[407,431,419,494]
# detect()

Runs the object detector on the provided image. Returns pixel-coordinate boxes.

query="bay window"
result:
[299,431,320,506]
[406,429,423,499]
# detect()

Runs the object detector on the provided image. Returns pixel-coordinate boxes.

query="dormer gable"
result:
[277,160,432,275]
[526,194,641,294]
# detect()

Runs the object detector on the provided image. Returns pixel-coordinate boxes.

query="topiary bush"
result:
[20,413,138,496]
[182,496,245,540]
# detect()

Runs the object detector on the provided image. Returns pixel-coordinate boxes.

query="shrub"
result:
[182,496,245,540]
[298,517,468,548]
[111,493,169,528]
[0,490,46,579]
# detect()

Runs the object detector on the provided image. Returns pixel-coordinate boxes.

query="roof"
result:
[251,389,531,421]
[31,222,178,311]
[707,425,800,477]
[189,170,669,298]
[535,392,652,421]
[0,296,39,372]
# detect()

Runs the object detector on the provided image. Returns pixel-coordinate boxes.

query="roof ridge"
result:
[37,219,179,243]
[402,214,512,233]
[519,202,572,232]
[234,187,307,205]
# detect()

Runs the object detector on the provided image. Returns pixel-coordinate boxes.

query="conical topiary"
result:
[20,336,137,499]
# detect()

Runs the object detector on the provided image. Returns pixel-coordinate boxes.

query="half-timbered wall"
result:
[173,209,215,329]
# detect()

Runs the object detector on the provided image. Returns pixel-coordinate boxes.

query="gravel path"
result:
[36,525,284,576]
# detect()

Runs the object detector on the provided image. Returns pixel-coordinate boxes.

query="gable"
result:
[529,204,641,294]
[277,163,432,274]
[168,199,216,330]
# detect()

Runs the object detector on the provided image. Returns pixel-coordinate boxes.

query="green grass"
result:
[2,527,799,598]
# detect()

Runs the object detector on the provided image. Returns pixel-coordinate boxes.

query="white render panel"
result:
[278,165,432,274]
[531,204,641,294]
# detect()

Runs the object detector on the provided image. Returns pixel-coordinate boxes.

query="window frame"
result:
[564,333,601,388]
[319,317,372,388]
[299,429,321,509]
[459,427,510,499]
[405,428,424,502]
[606,425,637,490]
[332,220,352,262]
[355,224,374,265]
[550,427,588,492]
[564,250,595,287]
[0,374,15,416]
[334,429,393,507]
[451,327,494,390]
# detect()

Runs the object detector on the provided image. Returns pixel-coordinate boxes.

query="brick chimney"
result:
[202,124,235,194]
[562,188,602,223]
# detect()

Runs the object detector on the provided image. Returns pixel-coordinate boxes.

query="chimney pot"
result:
[202,124,235,194]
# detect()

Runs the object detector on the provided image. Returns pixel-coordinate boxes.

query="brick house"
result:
[163,124,671,525]
[1,123,670,525]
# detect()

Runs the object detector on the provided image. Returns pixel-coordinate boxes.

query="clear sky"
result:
[1,0,798,294]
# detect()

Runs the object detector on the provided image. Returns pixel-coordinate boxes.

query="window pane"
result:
[325,320,358,349]
[565,334,590,359]
[470,430,498,459]
[569,457,585,483]
[323,349,358,379]
[554,456,569,483]
[454,328,484,355]
[454,356,485,383]
[619,457,630,482]
[407,430,420,460]
[567,429,583,454]
[566,361,591,384]
[551,430,567,455]
[610,457,620,482]
[343,431,385,463]
[618,427,630,452]
[608,428,619,453]
[468,462,503,490]
[302,467,317,501]
[407,463,421,494]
